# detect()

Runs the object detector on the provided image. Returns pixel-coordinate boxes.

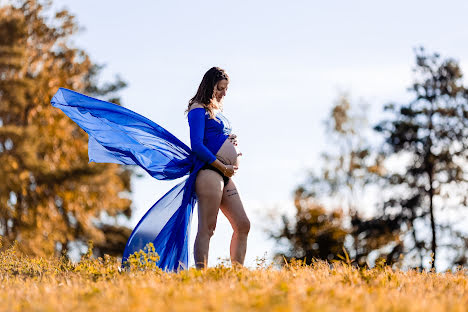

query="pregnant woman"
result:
[50,66,249,271]
[186,67,250,268]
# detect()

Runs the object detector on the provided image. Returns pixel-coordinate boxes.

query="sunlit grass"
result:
[0,240,467,312]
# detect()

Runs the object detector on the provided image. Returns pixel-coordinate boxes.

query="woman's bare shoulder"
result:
[188,103,206,112]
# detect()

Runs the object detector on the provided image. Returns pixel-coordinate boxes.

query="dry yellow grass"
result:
[0,242,467,312]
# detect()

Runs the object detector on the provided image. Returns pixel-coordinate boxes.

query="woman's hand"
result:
[224,164,238,177]
[229,134,238,146]
[229,133,243,156]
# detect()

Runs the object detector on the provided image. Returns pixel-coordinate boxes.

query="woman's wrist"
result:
[219,163,228,175]
[211,159,227,174]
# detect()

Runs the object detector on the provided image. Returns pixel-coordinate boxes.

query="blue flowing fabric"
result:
[50,87,206,271]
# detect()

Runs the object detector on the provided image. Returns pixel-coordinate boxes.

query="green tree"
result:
[374,47,468,270]
[0,0,134,257]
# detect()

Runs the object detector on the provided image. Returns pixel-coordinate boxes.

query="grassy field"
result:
[1,242,467,312]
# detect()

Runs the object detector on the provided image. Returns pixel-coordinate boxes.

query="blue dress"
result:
[187,107,232,163]
[50,88,232,271]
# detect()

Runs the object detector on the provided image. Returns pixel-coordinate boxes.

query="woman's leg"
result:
[194,169,224,269]
[220,179,250,266]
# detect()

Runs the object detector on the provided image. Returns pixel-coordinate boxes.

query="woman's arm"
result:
[210,158,229,174]
[188,108,227,171]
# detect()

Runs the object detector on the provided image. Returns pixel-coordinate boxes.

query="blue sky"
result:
[49,0,468,269]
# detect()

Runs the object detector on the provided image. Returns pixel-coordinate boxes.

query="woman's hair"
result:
[185,67,229,120]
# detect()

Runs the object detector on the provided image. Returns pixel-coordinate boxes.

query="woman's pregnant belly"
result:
[215,137,241,167]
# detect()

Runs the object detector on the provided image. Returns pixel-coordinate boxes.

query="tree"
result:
[272,94,398,267]
[272,188,348,265]
[374,47,468,270]
[0,0,134,257]
[314,94,398,267]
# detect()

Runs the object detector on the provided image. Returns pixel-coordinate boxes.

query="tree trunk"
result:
[428,102,436,270]
[429,172,436,270]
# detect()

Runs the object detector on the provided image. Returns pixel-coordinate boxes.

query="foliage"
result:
[0,0,134,257]
[0,237,467,311]
[122,242,161,272]
[276,48,468,271]
[374,47,468,270]
[274,93,397,267]
[272,190,349,265]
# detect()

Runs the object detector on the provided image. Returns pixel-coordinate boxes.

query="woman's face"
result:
[213,79,229,103]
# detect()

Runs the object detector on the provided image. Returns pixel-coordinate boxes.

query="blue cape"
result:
[51,88,204,271]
